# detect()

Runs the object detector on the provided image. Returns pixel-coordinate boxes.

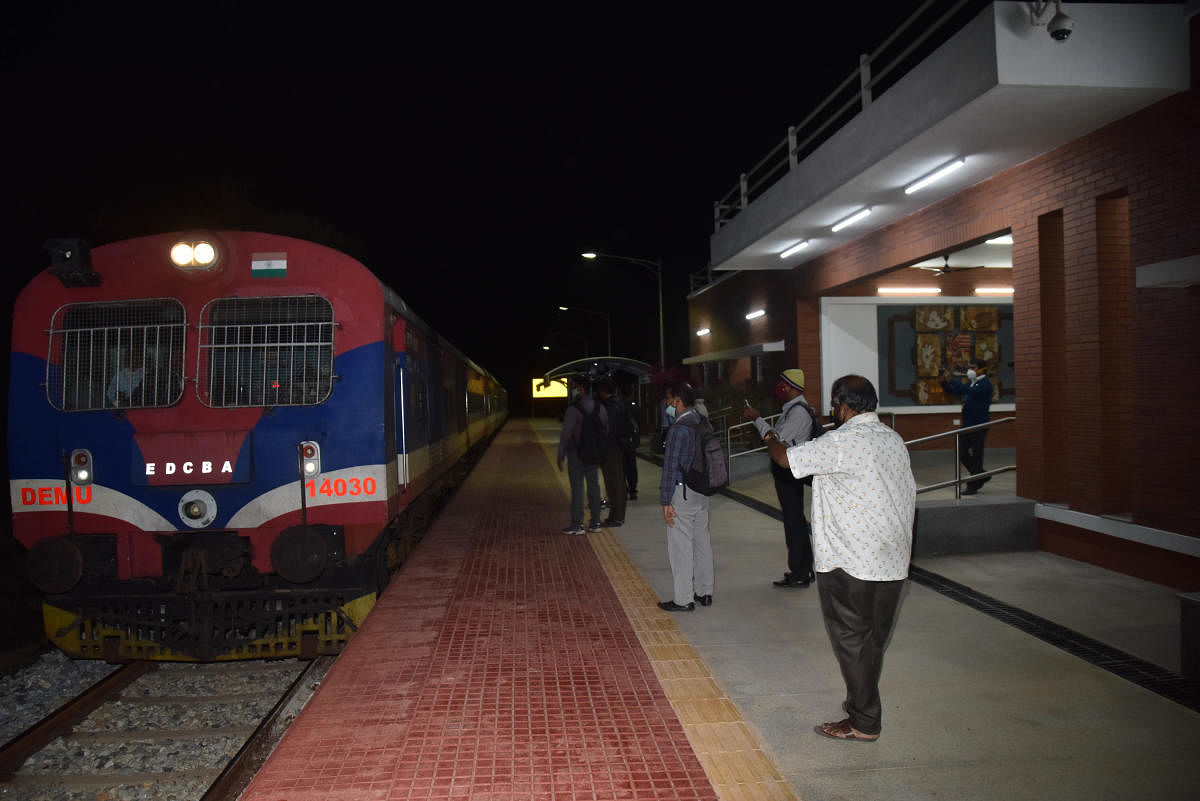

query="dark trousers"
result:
[960,429,988,490]
[816,568,905,736]
[622,447,638,496]
[771,462,813,578]
[601,445,627,522]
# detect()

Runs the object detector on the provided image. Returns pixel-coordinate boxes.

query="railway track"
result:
[0,656,333,801]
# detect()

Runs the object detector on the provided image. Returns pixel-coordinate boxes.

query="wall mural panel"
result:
[878,303,1014,407]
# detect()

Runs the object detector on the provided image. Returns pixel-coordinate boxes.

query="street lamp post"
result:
[557,304,611,355]
[581,252,664,367]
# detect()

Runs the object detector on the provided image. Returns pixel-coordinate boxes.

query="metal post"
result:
[859,54,872,109]
[655,267,665,367]
[953,431,962,500]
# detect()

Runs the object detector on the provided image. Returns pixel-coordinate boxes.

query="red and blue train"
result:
[9,231,506,661]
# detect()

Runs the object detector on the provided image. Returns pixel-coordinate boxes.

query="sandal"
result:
[814,718,879,742]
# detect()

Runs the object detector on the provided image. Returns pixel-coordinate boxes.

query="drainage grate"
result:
[907,565,1200,712]
[694,468,1200,713]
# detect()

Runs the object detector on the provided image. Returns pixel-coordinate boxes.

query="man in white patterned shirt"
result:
[764,374,916,742]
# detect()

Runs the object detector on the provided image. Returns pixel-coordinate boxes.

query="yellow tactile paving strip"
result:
[589,529,799,801]
[541,425,796,801]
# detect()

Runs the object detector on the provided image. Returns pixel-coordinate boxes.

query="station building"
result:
[686,2,1199,587]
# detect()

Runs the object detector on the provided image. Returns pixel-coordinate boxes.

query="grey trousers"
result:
[816,568,905,736]
[666,484,714,605]
[567,450,602,526]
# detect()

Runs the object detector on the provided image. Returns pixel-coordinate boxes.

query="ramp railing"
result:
[905,417,1016,498]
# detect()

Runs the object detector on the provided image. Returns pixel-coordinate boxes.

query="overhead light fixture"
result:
[745,309,765,320]
[904,159,965,194]
[542,345,550,350]
[581,252,597,259]
[985,235,1014,245]
[974,287,1014,295]
[831,208,871,233]
[779,240,809,259]
[558,305,569,311]
[696,328,711,336]
[877,286,942,295]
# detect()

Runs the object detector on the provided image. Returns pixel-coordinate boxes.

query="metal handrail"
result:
[904,417,1016,499]
[726,414,781,458]
[711,0,975,232]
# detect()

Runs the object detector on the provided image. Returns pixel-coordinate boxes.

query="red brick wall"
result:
[694,89,1200,579]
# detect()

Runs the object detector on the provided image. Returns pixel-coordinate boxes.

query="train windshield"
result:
[47,299,187,411]
[197,295,335,408]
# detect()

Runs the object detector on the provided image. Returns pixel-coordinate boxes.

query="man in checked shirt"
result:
[763,375,916,742]
[657,382,714,612]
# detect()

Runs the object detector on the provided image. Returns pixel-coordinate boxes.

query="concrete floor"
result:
[564,421,1200,801]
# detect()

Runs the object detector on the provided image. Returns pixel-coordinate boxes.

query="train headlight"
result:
[192,241,216,265]
[70,449,93,486]
[169,237,221,271]
[299,441,321,477]
[170,242,194,266]
[178,489,217,528]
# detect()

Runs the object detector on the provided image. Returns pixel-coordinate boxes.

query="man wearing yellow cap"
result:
[743,368,817,588]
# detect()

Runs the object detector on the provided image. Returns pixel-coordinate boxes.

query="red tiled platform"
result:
[242,422,718,801]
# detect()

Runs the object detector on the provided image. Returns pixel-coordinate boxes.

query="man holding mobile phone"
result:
[743,368,816,588]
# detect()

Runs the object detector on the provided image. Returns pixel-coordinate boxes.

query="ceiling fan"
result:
[914,254,986,276]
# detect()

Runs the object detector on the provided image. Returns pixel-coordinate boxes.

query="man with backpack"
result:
[657,382,716,612]
[557,375,609,534]
[594,379,628,526]
[744,368,820,588]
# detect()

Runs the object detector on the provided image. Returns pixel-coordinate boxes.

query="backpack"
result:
[801,401,825,440]
[677,413,728,496]
[624,406,641,452]
[576,400,606,466]
[792,400,824,485]
[605,397,639,453]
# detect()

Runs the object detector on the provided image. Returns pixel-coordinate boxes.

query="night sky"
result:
[2,2,965,416]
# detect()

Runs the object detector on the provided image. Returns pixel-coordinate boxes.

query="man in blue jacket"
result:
[939,359,993,495]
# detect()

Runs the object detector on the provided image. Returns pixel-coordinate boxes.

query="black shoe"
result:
[628,491,638,500]
[693,594,713,607]
[773,572,811,588]
[657,600,695,612]
[606,519,624,527]
[962,486,979,495]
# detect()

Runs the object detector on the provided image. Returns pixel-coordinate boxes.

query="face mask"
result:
[966,369,977,381]
[665,402,677,419]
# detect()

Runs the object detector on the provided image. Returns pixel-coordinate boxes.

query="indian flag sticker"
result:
[251,252,287,277]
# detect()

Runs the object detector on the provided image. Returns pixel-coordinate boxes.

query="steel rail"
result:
[0,660,155,780]
[200,654,336,801]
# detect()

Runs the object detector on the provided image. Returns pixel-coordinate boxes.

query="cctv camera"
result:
[1047,10,1073,41]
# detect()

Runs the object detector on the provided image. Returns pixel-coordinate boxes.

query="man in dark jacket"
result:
[939,359,993,494]
[594,378,627,526]
[557,376,609,533]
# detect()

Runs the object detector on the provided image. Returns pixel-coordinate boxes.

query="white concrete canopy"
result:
[710,2,1192,272]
